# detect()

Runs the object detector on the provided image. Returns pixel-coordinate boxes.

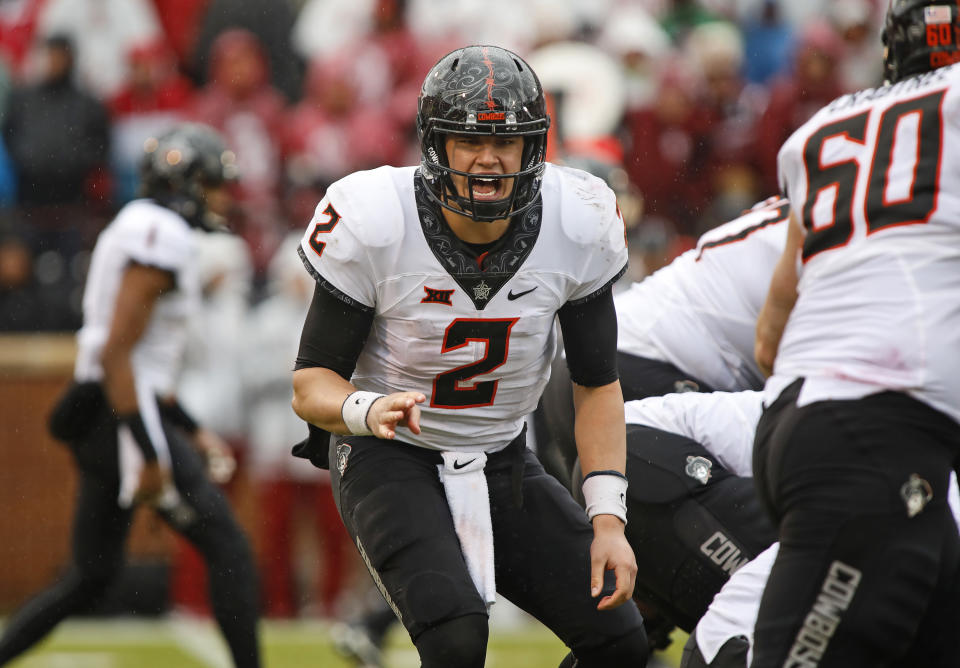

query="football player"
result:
[539,196,790,484]
[0,124,261,668]
[290,45,647,667]
[615,196,790,398]
[572,390,776,657]
[753,1,960,664]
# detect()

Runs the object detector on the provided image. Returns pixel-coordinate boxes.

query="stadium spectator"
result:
[622,61,713,235]
[282,55,407,197]
[0,126,16,206]
[0,123,262,668]
[659,0,721,45]
[191,0,302,102]
[148,0,212,72]
[109,40,193,118]
[295,0,443,137]
[2,34,110,257]
[35,0,164,100]
[0,222,78,331]
[0,0,46,76]
[527,41,626,150]
[829,0,884,92]
[684,21,766,228]
[3,35,108,206]
[405,0,541,55]
[753,20,845,195]
[189,28,287,277]
[597,4,672,110]
[739,0,795,85]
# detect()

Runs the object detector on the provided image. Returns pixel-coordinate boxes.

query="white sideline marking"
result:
[24,652,116,667]
[0,617,230,667]
[168,616,232,668]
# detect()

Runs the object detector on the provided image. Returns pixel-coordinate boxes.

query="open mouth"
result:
[470,176,503,201]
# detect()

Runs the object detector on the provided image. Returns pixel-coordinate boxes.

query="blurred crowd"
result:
[0,0,890,619]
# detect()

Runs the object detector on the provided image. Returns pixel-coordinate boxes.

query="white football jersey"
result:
[773,63,960,424]
[623,390,763,477]
[616,199,789,392]
[299,164,627,453]
[75,199,201,395]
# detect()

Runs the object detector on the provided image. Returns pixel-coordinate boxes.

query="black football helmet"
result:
[882,0,960,83]
[417,45,550,222]
[139,122,238,231]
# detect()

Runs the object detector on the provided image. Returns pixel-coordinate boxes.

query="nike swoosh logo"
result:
[507,287,537,300]
[452,458,476,470]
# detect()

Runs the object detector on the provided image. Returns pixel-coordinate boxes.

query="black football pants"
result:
[752,379,960,667]
[329,431,647,667]
[0,405,261,668]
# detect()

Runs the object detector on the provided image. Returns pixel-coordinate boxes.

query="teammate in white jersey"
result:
[539,197,789,487]
[754,2,960,664]
[617,197,790,398]
[591,391,775,653]
[0,124,261,668]
[290,46,646,667]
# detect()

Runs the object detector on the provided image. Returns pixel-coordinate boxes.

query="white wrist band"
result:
[341,391,385,436]
[582,470,628,524]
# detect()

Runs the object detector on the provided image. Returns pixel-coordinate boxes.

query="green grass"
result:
[3,616,685,667]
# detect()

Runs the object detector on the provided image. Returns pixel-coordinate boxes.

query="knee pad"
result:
[414,613,488,668]
[569,625,649,668]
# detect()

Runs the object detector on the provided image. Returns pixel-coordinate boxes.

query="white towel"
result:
[438,451,496,609]
[118,422,145,508]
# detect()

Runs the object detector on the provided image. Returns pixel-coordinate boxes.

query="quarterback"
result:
[291,46,647,667]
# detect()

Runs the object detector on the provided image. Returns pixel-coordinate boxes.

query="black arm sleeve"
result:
[557,287,619,387]
[295,283,375,380]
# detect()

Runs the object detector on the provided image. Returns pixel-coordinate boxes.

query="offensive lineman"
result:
[656,391,960,668]
[0,124,261,667]
[615,196,790,397]
[540,197,790,482]
[754,1,960,664]
[290,46,647,667]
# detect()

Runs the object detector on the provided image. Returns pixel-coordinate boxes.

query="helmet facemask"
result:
[417,46,550,223]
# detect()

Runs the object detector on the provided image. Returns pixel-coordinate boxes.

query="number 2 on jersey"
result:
[431,318,518,409]
[801,89,945,260]
[308,203,342,258]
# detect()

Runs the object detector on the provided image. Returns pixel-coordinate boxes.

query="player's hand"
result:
[589,514,637,610]
[134,460,170,505]
[192,427,236,484]
[367,392,426,439]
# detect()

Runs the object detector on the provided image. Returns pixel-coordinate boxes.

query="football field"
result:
[2,616,686,667]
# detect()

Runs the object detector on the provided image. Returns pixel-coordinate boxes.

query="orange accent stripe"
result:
[481,47,496,110]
